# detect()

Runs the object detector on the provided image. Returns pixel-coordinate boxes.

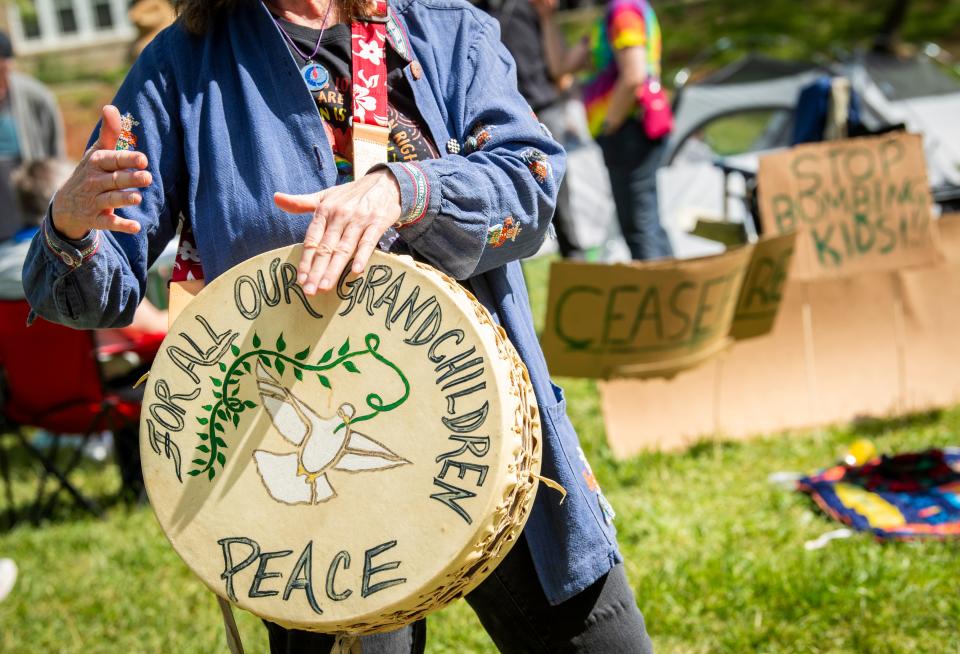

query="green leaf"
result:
[208,468,216,480]
[243,400,257,409]
[187,469,202,477]
[217,452,226,466]
[318,375,331,389]
[343,360,359,374]
[231,387,240,396]
[214,437,227,448]
[259,355,272,368]
[213,391,222,399]
[276,333,286,352]
[214,422,224,432]
[218,362,227,372]
[216,409,227,420]
[192,459,207,466]
[242,361,251,373]
[199,432,209,441]
[295,347,310,361]
[338,339,350,356]
[253,333,261,348]
[197,445,210,453]
[197,417,208,425]
[293,368,303,381]
[232,413,240,428]
[231,344,241,357]
[319,348,333,364]
[275,359,286,376]
[201,404,212,411]
[211,377,222,387]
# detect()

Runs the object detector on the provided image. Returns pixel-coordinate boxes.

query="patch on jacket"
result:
[577,446,617,526]
[522,148,550,185]
[465,123,495,153]
[117,113,139,151]
[487,217,521,248]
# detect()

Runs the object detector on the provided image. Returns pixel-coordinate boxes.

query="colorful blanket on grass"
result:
[797,448,960,540]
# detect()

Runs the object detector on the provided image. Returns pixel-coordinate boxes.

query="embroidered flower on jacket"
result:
[576,446,617,526]
[522,149,551,185]
[116,113,139,151]
[465,123,495,153]
[487,217,522,248]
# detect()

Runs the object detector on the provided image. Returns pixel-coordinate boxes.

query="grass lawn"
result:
[2,256,959,653]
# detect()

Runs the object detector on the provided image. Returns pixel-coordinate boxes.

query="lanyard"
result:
[350,0,391,179]
[169,2,392,313]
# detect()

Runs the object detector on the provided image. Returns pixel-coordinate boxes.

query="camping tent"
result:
[665,54,826,164]
[658,49,960,248]
[850,51,960,191]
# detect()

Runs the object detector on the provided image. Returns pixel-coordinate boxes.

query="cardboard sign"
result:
[934,213,960,262]
[541,235,797,379]
[598,215,960,456]
[758,133,938,279]
[730,232,797,340]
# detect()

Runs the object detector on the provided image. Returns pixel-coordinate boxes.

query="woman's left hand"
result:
[274,170,401,295]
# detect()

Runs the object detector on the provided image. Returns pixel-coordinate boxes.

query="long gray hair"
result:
[173,0,371,35]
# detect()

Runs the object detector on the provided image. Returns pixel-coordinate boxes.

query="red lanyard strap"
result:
[350,0,391,177]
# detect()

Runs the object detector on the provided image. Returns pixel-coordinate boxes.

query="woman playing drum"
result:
[22,0,652,651]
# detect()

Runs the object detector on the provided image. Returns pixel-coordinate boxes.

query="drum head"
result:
[140,247,540,633]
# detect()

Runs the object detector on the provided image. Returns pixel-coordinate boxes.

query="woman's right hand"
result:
[51,105,152,240]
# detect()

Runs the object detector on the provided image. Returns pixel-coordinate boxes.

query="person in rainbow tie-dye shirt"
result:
[581,0,673,261]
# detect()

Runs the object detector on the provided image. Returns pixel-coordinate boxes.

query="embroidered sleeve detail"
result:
[394,162,430,228]
[42,219,100,268]
[521,149,551,185]
[487,217,522,248]
[464,123,495,154]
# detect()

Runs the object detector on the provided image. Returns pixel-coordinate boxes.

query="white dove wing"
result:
[256,362,308,446]
[334,428,410,472]
[252,451,312,504]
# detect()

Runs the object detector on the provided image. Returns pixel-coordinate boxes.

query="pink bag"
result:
[639,79,673,140]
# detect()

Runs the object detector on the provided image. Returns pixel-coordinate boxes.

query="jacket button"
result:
[410,61,422,80]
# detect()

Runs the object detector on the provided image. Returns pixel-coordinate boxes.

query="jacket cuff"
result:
[377,162,440,240]
[42,210,100,269]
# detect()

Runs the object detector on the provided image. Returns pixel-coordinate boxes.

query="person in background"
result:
[0,160,74,299]
[4,159,163,501]
[0,32,65,242]
[128,0,177,59]
[539,0,672,260]
[474,0,587,259]
[584,0,672,260]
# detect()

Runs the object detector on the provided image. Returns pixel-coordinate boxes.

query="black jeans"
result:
[263,534,653,653]
[596,120,673,261]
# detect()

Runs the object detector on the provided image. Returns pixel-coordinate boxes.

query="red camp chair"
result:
[0,300,144,523]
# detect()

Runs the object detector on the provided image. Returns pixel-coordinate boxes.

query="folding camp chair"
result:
[0,300,143,524]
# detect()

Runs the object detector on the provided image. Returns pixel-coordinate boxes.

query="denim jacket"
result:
[22,0,620,604]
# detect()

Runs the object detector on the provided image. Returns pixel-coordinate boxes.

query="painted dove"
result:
[253,360,409,505]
